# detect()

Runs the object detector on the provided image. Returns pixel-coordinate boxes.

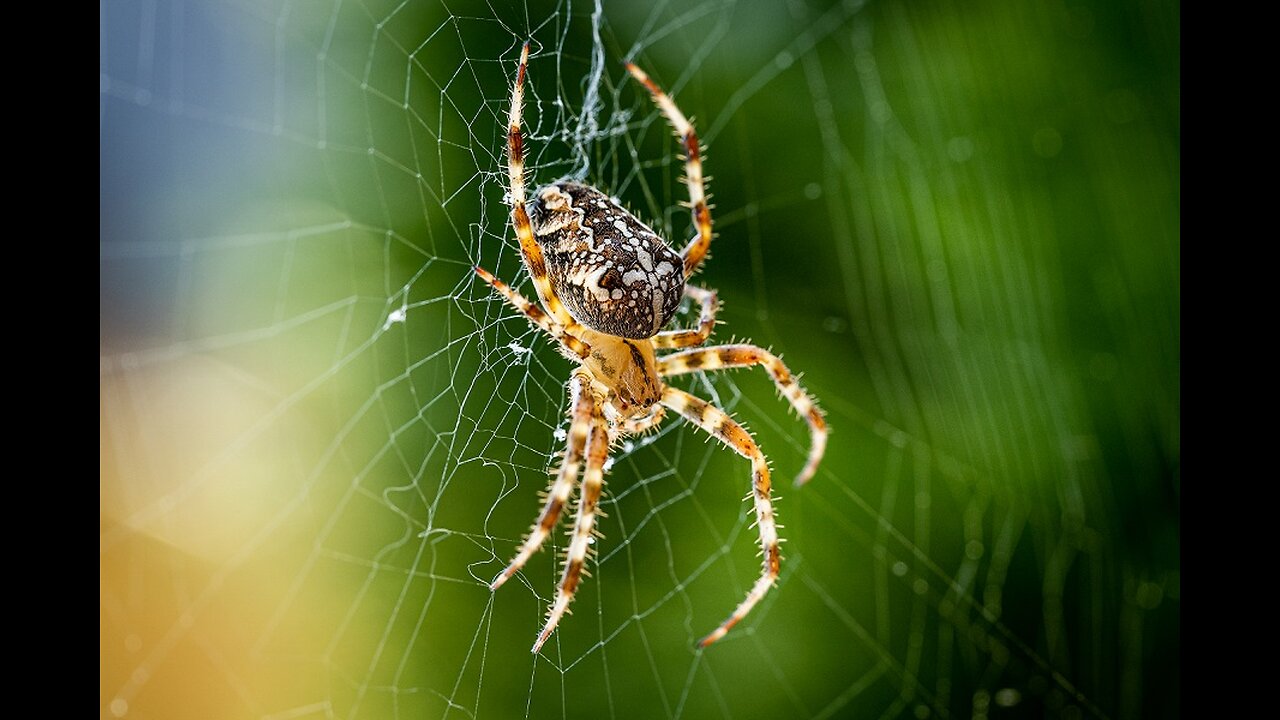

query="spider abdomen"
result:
[529,182,684,339]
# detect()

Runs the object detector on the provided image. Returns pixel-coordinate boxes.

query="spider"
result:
[476,43,828,653]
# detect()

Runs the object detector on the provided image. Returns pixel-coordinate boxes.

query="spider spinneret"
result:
[476,42,829,653]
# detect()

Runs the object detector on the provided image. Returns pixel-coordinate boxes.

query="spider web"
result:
[100,0,1180,718]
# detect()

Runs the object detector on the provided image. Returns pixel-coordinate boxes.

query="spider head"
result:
[530,183,684,339]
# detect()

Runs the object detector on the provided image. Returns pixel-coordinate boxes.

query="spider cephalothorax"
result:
[476,43,829,653]
[529,182,685,339]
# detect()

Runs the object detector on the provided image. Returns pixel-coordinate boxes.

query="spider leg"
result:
[658,344,827,486]
[506,42,579,328]
[652,285,718,349]
[624,62,713,279]
[533,388,611,653]
[491,370,596,591]
[475,266,591,358]
[660,387,779,647]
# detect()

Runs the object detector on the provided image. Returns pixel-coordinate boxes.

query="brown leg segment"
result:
[506,43,579,327]
[491,371,596,591]
[660,387,780,647]
[652,285,718,349]
[532,391,611,653]
[624,62,713,279]
[658,344,827,486]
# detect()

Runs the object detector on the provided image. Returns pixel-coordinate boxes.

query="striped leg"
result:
[490,371,595,591]
[533,394,611,653]
[624,62,713,279]
[660,387,780,648]
[658,344,827,486]
[653,285,718,349]
[475,266,591,359]
[506,42,578,327]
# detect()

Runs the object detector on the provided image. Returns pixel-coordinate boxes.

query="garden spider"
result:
[477,43,828,652]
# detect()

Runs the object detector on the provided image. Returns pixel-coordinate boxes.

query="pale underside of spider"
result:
[476,43,828,653]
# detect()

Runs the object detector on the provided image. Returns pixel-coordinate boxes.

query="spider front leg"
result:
[534,388,611,653]
[659,344,827,485]
[653,285,718,349]
[491,370,596,591]
[625,62,713,279]
[506,42,582,330]
[661,387,780,647]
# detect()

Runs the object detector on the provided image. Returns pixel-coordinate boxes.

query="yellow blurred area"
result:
[101,355,336,717]
[102,353,297,565]
[100,197,418,717]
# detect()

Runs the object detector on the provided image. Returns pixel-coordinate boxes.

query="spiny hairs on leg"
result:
[490,370,595,591]
[505,41,577,329]
[533,402,611,653]
[660,386,780,647]
[508,42,529,207]
[624,61,713,279]
[658,344,828,486]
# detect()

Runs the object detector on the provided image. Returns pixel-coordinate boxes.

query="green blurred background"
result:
[100,0,1178,718]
